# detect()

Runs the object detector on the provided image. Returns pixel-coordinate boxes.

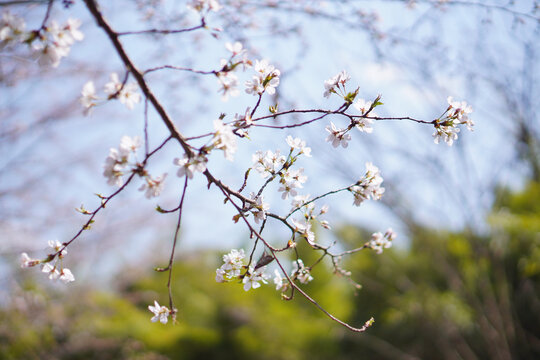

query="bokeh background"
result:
[1,0,539,359]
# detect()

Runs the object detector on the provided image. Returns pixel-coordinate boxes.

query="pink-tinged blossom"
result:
[173,153,207,179]
[325,122,351,148]
[148,300,170,324]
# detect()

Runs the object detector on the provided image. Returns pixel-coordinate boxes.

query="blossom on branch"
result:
[173,153,207,179]
[350,162,385,206]
[0,11,26,47]
[20,253,40,268]
[148,300,170,324]
[242,266,269,291]
[139,173,167,199]
[323,70,350,98]
[325,121,351,148]
[291,259,313,284]
[104,73,141,110]
[79,81,98,115]
[212,119,237,161]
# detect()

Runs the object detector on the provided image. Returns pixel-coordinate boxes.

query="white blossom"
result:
[103,148,127,187]
[291,259,313,284]
[447,96,473,128]
[367,228,396,254]
[59,268,75,283]
[225,41,243,55]
[173,153,207,179]
[20,253,40,268]
[216,249,246,282]
[252,150,285,178]
[291,218,316,245]
[187,0,221,12]
[325,121,351,148]
[48,240,67,258]
[148,300,170,324]
[217,71,239,101]
[350,162,385,206]
[104,73,141,110]
[286,135,312,157]
[80,81,98,115]
[433,124,460,146]
[212,119,237,161]
[0,11,26,46]
[41,263,59,280]
[323,70,350,98]
[273,269,287,292]
[242,266,269,291]
[139,173,167,199]
[250,193,269,224]
[119,135,141,157]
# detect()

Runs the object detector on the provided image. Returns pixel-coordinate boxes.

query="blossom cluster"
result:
[252,136,311,201]
[433,96,474,146]
[0,11,83,67]
[350,162,385,206]
[80,72,142,115]
[215,249,270,291]
[20,240,75,283]
[103,136,166,198]
[367,228,396,254]
[216,249,314,294]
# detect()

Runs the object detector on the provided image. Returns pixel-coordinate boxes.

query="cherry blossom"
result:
[20,253,40,268]
[212,119,237,161]
[173,153,208,179]
[139,173,167,199]
[325,122,351,148]
[80,81,98,115]
[367,228,396,254]
[291,259,313,284]
[242,266,269,291]
[350,162,385,206]
[148,300,170,324]
[104,73,141,110]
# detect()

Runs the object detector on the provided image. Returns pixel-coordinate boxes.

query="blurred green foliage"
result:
[2,183,539,359]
